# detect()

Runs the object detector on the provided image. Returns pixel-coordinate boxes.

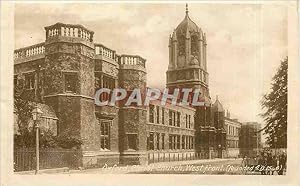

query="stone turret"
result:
[43,23,96,159]
[118,55,148,165]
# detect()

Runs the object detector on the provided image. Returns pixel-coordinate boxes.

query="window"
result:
[173,112,176,126]
[186,136,190,149]
[169,110,177,126]
[95,73,115,101]
[169,110,173,126]
[25,73,35,90]
[173,135,176,150]
[178,35,185,56]
[102,75,115,101]
[149,132,154,150]
[156,106,160,124]
[169,135,174,150]
[100,121,110,150]
[177,112,180,127]
[161,133,165,150]
[188,115,191,128]
[127,134,137,150]
[182,135,185,149]
[156,133,160,150]
[176,135,180,149]
[185,114,188,128]
[149,104,155,123]
[191,35,199,55]
[191,136,194,149]
[64,73,77,93]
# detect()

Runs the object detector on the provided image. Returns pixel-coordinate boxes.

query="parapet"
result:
[95,43,117,64]
[14,42,45,64]
[118,54,146,72]
[44,22,94,42]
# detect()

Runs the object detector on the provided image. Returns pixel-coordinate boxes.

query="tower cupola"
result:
[167,4,209,90]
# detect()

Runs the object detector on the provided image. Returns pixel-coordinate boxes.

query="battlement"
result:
[44,22,94,42]
[14,42,45,64]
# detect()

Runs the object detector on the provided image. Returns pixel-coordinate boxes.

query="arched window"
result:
[191,35,198,55]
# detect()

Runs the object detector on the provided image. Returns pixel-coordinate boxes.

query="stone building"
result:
[14,6,229,167]
[239,122,262,157]
[224,111,242,158]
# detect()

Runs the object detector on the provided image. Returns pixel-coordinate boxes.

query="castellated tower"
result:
[43,23,97,159]
[118,55,148,165]
[166,5,216,156]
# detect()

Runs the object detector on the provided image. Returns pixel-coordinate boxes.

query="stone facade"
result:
[14,7,234,168]
[224,111,242,158]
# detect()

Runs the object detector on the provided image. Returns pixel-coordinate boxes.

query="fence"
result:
[14,148,81,172]
[148,151,209,164]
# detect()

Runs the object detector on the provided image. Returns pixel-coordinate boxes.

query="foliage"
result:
[14,78,83,149]
[14,79,35,147]
[14,130,83,149]
[39,130,58,148]
[14,131,35,148]
[260,57,287,148]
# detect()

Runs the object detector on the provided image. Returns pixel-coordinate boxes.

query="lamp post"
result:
[32,105,43,175]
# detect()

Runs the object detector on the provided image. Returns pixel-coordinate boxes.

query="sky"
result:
[14,3,288,125]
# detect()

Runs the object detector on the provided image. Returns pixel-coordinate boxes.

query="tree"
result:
[260,57,287,148]
[14,78,35,147]
[14,78,83,149]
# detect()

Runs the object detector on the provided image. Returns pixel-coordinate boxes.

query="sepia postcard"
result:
[0,1,299,186]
